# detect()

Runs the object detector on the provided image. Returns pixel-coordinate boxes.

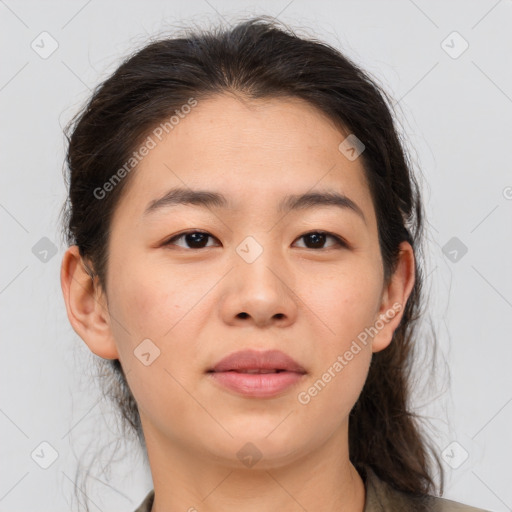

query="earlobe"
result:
[60,246,119,360]
[371,241,416,353]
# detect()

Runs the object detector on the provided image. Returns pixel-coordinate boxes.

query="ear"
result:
[371,241,416,353]
[60,245,119,359]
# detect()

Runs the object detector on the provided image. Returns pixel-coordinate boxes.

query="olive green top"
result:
[133,467,490,512]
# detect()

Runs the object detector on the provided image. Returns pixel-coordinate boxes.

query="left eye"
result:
[163,230,346,250]
[293,231,347,250]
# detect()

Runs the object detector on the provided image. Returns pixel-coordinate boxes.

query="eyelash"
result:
[162,230,348,251]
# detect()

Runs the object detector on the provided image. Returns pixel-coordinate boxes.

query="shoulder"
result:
[133,472,492,512]
[133,489,154,512]
[363,467,492,512]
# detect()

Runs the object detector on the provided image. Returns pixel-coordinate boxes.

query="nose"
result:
[219,247,298,329]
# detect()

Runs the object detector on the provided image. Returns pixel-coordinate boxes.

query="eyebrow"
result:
[143,187,366,224]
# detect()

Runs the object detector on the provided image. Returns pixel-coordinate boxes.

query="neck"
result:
[143,421,366,512]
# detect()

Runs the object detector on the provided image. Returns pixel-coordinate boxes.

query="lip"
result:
[208,349,306,373]
[207,349,307,398]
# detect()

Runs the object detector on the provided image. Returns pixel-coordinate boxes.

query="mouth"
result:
[207,349,307,374]
[207,369,306,398]
[206,349,306,398]
[207,369,290,374]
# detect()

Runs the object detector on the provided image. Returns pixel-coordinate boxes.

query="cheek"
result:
[106,257,220,393]
[294,339,372,446]
[109,274,175,345]
[108,254,205,344]
[295,260,381,415]
[106,267,205,423]
[299,259,383,344]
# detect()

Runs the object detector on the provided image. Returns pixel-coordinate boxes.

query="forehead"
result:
[112,94,375,226]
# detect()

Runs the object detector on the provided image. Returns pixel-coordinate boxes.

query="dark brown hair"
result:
[61,15,442,509]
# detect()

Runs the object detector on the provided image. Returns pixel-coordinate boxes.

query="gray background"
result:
[1,1,511,511]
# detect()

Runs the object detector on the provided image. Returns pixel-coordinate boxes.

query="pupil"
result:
[186,232,208,248]
[306,232,325,248]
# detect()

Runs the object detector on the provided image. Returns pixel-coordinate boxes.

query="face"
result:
[65,93,413,469]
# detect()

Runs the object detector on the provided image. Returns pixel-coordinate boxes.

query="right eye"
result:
[162,230,220,250]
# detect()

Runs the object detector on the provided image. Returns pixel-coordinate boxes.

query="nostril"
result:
[237,312,249,319]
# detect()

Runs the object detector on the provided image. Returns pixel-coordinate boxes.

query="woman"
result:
[60,16,489,512]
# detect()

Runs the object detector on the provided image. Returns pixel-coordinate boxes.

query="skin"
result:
[61,93,415,512]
